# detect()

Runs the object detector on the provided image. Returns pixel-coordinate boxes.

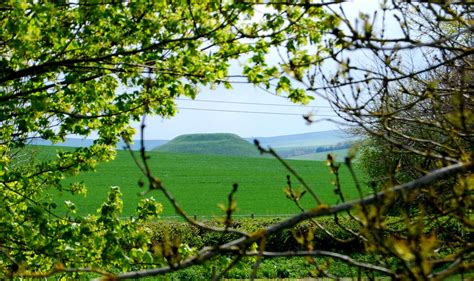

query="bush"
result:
[144,216,364,253]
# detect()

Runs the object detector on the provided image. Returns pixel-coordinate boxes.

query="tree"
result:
[1,1,472,280]
[300,1,473,278]
[356,60,473,212]
[320,1,473,216]
[0,1,335,278]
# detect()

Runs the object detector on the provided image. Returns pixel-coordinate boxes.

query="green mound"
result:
[154,133,260,157]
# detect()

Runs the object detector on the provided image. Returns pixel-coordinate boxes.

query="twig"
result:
[107,162,471,280]
[245,250,395,276]
[212,255,243,281]
[254,140,322,205]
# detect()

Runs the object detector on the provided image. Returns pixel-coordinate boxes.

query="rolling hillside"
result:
[29,130,360,159]
[154,133,260,157]
[288,148,351,161]
[247,129,357,148]
[31,138,168,151]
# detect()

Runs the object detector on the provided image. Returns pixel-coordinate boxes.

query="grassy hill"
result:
[30,138,168,151]
[248,129,358,148]
[28,130,359,157]
[154,133,260,157]
[28,145,366,217]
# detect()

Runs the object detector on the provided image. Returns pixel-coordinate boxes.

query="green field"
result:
[32,146,366,218]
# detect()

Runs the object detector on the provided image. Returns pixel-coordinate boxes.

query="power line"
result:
[176,98,333,109]
[177,107,338,117]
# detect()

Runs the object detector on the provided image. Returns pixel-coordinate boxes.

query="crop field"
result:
[32,146,366,218]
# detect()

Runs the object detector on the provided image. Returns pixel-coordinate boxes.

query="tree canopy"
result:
[1,1,334,278]
[0,1,472,280]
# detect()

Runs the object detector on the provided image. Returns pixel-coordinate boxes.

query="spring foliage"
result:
[0,1,472,280]
[0,1,334,278]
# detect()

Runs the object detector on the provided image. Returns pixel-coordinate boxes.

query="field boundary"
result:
[123,213,299,221]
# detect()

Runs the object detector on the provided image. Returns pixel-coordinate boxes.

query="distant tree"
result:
[0,1,472,280]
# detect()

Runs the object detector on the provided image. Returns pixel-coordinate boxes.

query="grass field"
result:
[32,146,367,218]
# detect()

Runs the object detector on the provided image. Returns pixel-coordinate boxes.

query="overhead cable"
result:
[176,98,332,108]
[177,107,338,117]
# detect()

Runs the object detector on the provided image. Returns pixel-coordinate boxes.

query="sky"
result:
[135,84,343,140]
[131,1,384,140]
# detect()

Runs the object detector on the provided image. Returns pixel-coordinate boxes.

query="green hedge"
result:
[144,216,364,253]
[139,216,470,279]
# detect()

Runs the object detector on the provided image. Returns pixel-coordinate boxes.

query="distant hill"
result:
[28,129,359,157]
[288,148,351,162]
[116,139,169,151]
[154,133,260,157]
[30,138,168,151]
[269,141,357,159]
[247,129,358,148]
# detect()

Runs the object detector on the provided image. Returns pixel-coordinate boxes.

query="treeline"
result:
[276,141,356,158]
[314,141,355,153]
